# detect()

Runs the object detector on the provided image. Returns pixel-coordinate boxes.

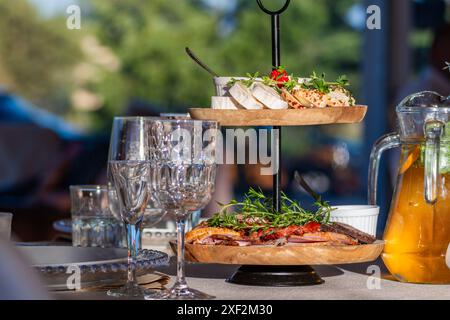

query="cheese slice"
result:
[251,83,288,110]
[211,96,239,110]
[229,82,263,110]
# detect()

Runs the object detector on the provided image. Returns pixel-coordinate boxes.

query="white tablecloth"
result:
[52,258,450,300]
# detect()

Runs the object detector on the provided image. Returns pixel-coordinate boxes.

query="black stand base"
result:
[226,265,324,287]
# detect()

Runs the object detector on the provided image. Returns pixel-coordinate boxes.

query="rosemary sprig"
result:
[207,188,334,231]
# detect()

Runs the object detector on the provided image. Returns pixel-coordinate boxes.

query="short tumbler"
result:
[70,185,125,248]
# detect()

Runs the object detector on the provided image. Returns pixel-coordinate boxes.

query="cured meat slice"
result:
[320,222,376,244]
[288,232,358,245]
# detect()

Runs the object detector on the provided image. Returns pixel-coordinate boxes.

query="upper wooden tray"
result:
[188,106,367,127]
[172,240,384,266]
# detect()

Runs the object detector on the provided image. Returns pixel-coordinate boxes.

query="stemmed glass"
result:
[145,119,219,300]
[106,117,152,298]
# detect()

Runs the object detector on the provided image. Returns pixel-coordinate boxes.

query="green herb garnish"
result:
[228,72,260,88]
[207,188,334,232]
[301,72,350,94]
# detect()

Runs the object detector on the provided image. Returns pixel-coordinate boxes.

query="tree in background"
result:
[0,0,81,114]
[87,0,221,118]
[217,0,360,82]
[88,0,360,118]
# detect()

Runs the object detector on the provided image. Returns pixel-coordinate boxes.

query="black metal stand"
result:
[256,0,288,212]
[227,265,324,287]
[227,0,324,287]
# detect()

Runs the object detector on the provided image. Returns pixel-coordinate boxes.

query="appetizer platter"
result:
[189,69,367,126]
[183,188,383,266]
[189,107,367,127]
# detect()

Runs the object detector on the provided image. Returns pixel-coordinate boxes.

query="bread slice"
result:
[281,89,303,109]
[292,88,322,108]
[185,227,242,243]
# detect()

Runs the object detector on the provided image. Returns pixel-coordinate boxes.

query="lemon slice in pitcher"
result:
[399,146,421,174]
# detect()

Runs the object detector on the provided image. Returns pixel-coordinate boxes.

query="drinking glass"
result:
[70,185,125,248]
[107,175,166,247]
[107,117,152,298]
[145,119,219,300]
[159,113,190,120]
[142,195,166,228]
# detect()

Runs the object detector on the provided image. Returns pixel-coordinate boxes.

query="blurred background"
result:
[0,0,449,241]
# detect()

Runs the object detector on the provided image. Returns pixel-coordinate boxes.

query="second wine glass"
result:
[145,119,219,300]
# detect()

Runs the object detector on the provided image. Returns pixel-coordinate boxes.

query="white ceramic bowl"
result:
[213,77,235,96]
[329,205,379,237]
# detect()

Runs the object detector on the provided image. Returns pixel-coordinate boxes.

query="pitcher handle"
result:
[424,120,445,204]
[368,133,401,205]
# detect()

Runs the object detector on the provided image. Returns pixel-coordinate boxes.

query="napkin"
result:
[79,272,170,292]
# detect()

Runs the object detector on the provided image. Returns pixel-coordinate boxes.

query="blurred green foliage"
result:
[88,0,361,117]
[0,0,81,114]
[86,0,221,117]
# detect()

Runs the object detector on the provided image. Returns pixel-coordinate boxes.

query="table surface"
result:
[52,258,450,300]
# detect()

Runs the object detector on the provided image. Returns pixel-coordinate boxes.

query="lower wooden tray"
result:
[179,240,384,266]
[188,106,367,126]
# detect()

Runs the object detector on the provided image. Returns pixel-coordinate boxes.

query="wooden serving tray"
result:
[188,106,367,127]
[179,240,384,266]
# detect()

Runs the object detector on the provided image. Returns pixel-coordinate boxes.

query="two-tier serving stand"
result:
[186,0,379,287]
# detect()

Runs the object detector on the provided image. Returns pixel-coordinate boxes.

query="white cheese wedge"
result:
[251,83,288,110]
[229,82,263,110]
[211,96,239,110]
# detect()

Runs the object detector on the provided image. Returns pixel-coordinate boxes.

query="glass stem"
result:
[126,222,141,284]
[175,215,188,289]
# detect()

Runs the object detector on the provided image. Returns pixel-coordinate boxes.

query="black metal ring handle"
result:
[256,0,290,15]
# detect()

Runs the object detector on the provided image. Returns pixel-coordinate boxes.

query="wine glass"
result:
[145,119,219,300]
[106,117,152,298]
[108,164,166,248]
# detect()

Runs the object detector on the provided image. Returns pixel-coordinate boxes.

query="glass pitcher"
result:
[369,91,450,284]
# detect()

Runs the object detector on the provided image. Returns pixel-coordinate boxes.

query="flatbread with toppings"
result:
[186,188,375,247]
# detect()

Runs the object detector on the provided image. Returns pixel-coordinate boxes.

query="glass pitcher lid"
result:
[397,91,450,113]
[396,91,450,142]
